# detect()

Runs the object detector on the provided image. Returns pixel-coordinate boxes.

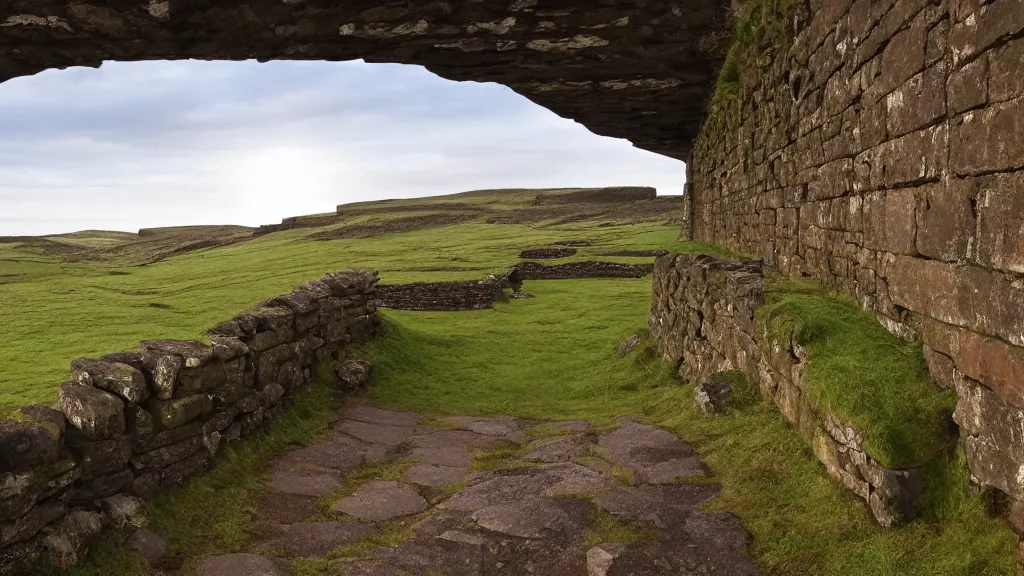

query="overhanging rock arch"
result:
[0,0,733,161]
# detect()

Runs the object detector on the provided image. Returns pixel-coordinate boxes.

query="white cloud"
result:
[0,59,685,236]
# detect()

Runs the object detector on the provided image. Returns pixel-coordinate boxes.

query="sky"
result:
[0,59,686,236]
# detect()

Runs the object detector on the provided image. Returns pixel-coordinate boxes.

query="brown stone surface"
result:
[331,480,428,521]
[404,464,470,489]
[333,420,414,447]
[0,2,733,161]
[234,404,755,575]
[338,404,422,427]
[267,469,342,498]
[597,420,708,484]
[683,0,1024,509]
[196,554,291,576]
[262,521,370,558]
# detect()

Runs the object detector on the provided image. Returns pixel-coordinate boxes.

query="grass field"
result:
[3,189,1019,575]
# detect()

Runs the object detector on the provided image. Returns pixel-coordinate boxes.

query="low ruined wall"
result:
[376,279,503,311]
[688,0,1024,516]
[0,270,380,574]
[519,261,653,280]
[519,247,577,259]
[650,254,920,526]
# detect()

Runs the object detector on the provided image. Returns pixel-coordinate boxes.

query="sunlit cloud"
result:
[0,59,686,236]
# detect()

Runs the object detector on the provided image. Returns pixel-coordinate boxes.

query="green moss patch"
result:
[756,279,957,469]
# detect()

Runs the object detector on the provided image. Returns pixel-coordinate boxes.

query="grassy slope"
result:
[758,279,957,469]
[0,218,704,413]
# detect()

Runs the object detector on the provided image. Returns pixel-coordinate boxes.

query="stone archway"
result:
[0,1,732,161]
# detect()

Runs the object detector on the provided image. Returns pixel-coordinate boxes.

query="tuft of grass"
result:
[583,506,659,549]
[472,441,529,472]
[756,279,957,469]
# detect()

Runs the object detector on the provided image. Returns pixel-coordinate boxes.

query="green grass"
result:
[756,279,957,468]
[0,219,706,414]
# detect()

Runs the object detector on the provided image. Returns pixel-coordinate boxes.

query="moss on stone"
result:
[755,278,957,469]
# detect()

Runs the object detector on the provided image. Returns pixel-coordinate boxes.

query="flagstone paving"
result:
[196,401,757,575]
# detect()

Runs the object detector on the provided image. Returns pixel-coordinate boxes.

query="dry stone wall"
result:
[518,261,653,280]
[687,0,1024,517]
[376,278,505,311]
[650,253,923,526]
[0,269,380,575]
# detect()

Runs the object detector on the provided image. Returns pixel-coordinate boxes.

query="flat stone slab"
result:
[440,415,521,437]
[541,463,616,497]
[597,420,708,484]
[523,435,591,463]
[333,420,413,447]
[263,520,371,558]
[253,492,321,526]
[409,446,473,468]
[406,429,503,450]
[338,538,482,576]
[404,464,470,488]
[339,404,422,427]
[196,554,291,576]
[277,436,366,471]
[438,470,563,513]
[471,497,571,538]
[267,469,341,498]
[596,484,720,530]
[331,480,428,521]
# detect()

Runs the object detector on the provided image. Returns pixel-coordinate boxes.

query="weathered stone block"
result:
[68,468,134,505]
[141,340,213,369]
[976,172,1024,274]
[947,56,988,115]
[134,421,203,454]
[145,395,211,430]
[916,179,978,262]
[41,509,102,569]
[71,359,149,406]
[59,382,125,441]
[148,354,181,400]
[0,406,63,474]
[989,37,1024,103]
[951,97,1024,175]
[863,188,919,255]
[70,434,132,480]
[131,436,203,470]
[0,499,66,549]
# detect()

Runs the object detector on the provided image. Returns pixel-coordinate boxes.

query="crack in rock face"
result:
[0,0,733,160]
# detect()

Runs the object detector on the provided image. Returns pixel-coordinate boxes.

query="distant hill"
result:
[1,186,682,265]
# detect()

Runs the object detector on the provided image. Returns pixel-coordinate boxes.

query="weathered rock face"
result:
[0,1,733,160]
[0,269,381,575]
[686,0,1024,525]
[650,254,923,526]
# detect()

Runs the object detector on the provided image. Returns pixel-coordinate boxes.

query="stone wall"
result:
[518,261,653,280]
[650,253,923,526]
[688,0,1024,515]
[376,278,504,311]
[0,270,380,574]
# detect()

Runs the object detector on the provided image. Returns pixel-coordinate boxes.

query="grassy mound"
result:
[757,279,957,469]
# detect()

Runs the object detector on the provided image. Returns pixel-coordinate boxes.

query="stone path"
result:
[196,402,757,575]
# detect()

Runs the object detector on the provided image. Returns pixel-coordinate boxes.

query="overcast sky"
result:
[0,59,686,236]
